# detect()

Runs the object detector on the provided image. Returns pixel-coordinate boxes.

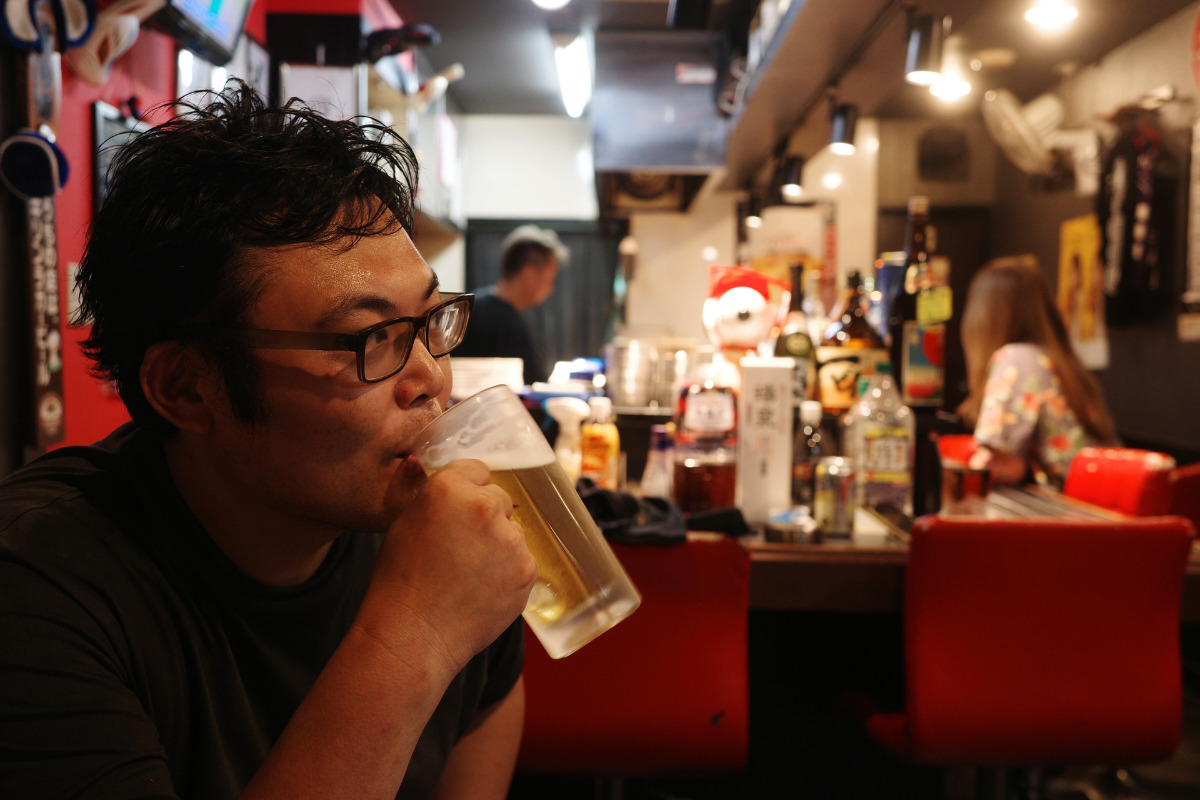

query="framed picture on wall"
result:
[92,100,149,212]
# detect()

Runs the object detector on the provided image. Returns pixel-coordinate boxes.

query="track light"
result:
[1025,0,1077,31]
[829,104,858,156]
[930,34,971,101]
[741,196,762,230]
[780,155,805,201]
[905,13,946,86]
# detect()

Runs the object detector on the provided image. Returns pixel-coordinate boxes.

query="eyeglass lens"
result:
[362,297,471,381]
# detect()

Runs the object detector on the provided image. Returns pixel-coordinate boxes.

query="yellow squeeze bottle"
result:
[580,396,620,490]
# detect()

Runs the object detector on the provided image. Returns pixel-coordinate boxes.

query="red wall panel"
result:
[51,0,404,449]
[54,29,179,448]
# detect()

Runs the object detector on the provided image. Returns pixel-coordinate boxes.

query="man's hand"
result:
[359,458,536,676]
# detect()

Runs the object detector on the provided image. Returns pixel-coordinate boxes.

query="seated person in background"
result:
[0,81,537,799]
[957,256,1120,488]
[455,224,567,386]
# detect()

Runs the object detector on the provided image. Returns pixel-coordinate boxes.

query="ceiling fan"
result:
[981,88,1100,195]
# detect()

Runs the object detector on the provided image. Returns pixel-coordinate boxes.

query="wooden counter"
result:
[738,490,1200,621]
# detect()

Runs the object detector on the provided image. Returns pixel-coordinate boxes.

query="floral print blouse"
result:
[974,343,1097,487]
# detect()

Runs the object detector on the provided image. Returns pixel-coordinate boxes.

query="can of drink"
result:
[813,456,855,537]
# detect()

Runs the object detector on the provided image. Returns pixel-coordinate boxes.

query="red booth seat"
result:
[869,515,1195,767]
[1063,446,1175,517]
[518,534,750,777]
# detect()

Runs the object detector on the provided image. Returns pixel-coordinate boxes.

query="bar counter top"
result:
[729,487,1200,620]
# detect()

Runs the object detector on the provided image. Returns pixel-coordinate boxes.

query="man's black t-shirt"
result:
[455,289,549,385]
[0,423,524,799]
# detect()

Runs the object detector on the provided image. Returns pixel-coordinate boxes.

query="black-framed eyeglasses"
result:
[203,293,474,383]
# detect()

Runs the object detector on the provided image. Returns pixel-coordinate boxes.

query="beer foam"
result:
[416,387,556,469]
[419,424,554,470]
[479,451,555,470]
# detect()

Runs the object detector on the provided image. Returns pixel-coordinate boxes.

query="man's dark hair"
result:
[499,224,568,280]
[75,79,420,435]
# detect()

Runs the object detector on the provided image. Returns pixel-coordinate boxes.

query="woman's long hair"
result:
[957,256,1119,444]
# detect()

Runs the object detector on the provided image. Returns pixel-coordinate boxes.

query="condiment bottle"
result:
[639,423,674,499]
[672,350,738,514]
[580,396,621,490]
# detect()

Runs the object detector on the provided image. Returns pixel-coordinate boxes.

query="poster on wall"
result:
[1058,214,1109,369]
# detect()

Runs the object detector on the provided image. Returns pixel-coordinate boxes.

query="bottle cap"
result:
[649,423,673,450]
[588,395,613,417]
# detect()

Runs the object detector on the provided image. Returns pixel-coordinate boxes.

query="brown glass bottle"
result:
[816,270,888,413]
[774,262,817,405]
[887,196,930,393]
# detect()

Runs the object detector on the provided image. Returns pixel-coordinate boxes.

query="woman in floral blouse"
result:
[957,257,1119,487]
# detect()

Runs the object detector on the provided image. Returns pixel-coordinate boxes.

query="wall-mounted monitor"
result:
[153,0,253,66]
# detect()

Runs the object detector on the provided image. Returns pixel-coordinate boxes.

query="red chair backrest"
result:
[1063,446,1175,516]
[1169,462,1200,531]
[903,514,1194,766]
[936,433,978,466]
[518,534,750,777]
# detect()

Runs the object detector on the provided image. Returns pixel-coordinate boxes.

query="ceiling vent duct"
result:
[592,30,729,173]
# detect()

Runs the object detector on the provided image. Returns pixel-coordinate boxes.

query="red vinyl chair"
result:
[1168,461,1200,531]
[1062,446,1176,517]
[517,534,750,795]
[935,432,979,465]
[866,514,1195,794]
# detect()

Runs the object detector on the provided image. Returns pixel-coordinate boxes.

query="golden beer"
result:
[413,385,641,658]
[491,458,641,656]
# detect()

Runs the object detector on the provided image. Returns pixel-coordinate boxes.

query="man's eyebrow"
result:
[313,276,442,329]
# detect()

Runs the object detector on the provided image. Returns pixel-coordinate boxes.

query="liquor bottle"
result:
[791,399,835,507]
[672,351,738,514]
[815,270,888,414]
[842,362,916,517]
[773,262,817,406]
[802,268,829,346]
[887,196,930,396]
[639,423,674,499]
[580,396,621,490]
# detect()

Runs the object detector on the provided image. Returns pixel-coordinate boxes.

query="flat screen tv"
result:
[153,0,253,66]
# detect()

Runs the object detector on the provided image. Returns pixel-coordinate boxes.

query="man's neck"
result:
[491,280,528,311]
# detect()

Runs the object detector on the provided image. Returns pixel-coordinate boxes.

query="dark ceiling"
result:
[390,0,755,115]
[390,0,1196,120]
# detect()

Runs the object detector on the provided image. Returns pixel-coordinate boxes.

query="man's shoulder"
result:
[0,423,165,557]
[471,290,517,317]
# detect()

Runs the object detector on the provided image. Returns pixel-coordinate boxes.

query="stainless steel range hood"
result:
[592,29,730,174]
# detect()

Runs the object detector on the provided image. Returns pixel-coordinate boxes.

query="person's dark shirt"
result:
[0,422,525,798]
[455,288,549,385]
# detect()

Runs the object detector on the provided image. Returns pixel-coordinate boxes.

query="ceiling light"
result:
[905,14,947,86]
[743,197,763,229]
[553,33,592,118]
[822,172,843,190]
[1025,0,1078,31]
[531,0,571,10]
[780,156,805,201]
[930,35,971,102]
[829,104,858,156]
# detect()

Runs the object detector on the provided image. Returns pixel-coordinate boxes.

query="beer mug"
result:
[412,385,641,659]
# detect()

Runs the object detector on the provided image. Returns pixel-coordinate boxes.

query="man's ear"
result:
[140,341,215,433]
